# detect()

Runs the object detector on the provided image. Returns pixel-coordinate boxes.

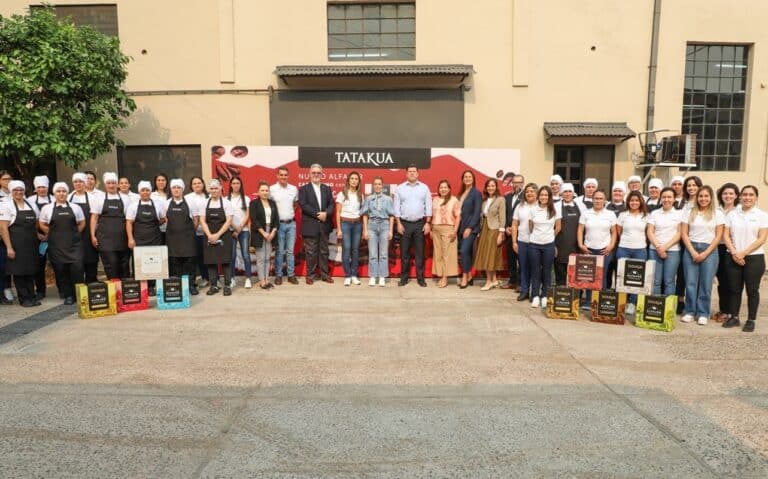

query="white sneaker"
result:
[378,277,386,287]
[541,297,547,308]
[531,296,540,308]
[681,314,694,323]
[244,278,252,289]
[369,277,377,287]
[626,304,636,316]
[4,288,14,301]
[230,278,236,289]
[344,278,351,286]
[198,280,209,288]
[351,276,361,285]
[697,316,708,325]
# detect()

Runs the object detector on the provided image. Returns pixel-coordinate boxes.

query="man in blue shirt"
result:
[394,165,432,287]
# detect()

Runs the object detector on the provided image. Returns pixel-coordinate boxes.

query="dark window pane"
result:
[716,142,728,155]
[730,125,743,139]
[733,93,745,108]
[704,124,716,139]
[704,109,717,123]
[716,109,730,123]
[700,157,714,170]
[702,141,715,155]
[716,126,730,140]
[118,146,201,187]
[732,109,744,123]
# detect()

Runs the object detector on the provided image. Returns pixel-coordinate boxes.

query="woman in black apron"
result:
[166,179,199,295]
[90,172,130,280]
[554,183,582,286]
[0,181,40,307]
[69,172,100,283]
[127,181,166,295]
[29,175,53,300]
[38,182,85,305]
[199,179,234,296]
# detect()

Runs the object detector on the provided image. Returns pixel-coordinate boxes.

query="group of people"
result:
[0,166,765,332]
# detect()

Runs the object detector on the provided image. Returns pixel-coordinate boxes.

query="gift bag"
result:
[157,276,191,310]
[546,287,580,320]
[112,279,149,313]
[590,290,627,325]
[567,254,604,290]
[76,281,117,319]
[635,294,677,332]
[616,258,655,296]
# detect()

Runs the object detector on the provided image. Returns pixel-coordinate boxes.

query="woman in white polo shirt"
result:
[721,185,768,332]
[616,191,649,313]
[528,186,561,308]
[647,187,682,295]
[577,189,617,309]
[511,183,538,301]
[681,185,724,325]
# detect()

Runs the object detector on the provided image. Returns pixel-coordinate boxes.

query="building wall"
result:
[2,0,767,200]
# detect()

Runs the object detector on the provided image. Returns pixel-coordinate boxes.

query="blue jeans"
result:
[683,242,719,318]
[648,248,681,295]
[616,246,648,304]
[341,221,362,278]
[459,231,477,274]
[230,230,252,278]
[518,241,531,295]
[528,242,555,298]
[367,219,390,278]
[275,221,296,278]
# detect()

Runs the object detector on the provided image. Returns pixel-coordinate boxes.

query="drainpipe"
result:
[646,0,662,131]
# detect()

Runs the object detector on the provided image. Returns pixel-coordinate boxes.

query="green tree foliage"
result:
[0,7,136,180]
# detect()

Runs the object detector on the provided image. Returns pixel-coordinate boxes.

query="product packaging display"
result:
[156,276,190,310]
[546,287,580,320]
[76,281,118,319]
[112,279,149,313]
[635,294,677,332]
[590,290,627,325]
[133,245,169,280]
[616,258,655,295]
[566,254,604,290]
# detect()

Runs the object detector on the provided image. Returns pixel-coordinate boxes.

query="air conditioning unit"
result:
[658,134,697,164]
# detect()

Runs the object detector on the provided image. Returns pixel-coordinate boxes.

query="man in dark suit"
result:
[298,163,335,284]
[501,174,524,289]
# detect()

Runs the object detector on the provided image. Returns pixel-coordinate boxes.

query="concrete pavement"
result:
[0,278,766,477]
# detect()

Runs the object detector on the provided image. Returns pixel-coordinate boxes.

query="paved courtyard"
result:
[0,278,767,478]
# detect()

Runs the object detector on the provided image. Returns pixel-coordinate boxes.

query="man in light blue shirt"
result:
[394,165,432,287]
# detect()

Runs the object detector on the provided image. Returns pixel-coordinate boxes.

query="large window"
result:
[327,2,415,61]
[31,4,118,37]
[117,145,202,190]
[554,146,614,196]
[682,44,748,171]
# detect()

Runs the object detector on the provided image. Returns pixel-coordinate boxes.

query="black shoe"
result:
[35,292,45,301]
[417,279,427,287]
[287,276,299,285]
[33,300,42,306]
[676,302,684,314]
[0,297,13,305]
[742,320,755,333]
[467,279,474,286]
[21,300,36,308]
[148,287,156,297]
[190,286,199,296]
[459,284,468,290]
[63,297,75,305]
[722,316,741,328]
[223,287,232,296]
[398,279,409,287]
[516,293,529,301]
[206,286,219,296]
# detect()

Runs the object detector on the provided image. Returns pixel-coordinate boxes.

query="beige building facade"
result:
[3,0,768,199]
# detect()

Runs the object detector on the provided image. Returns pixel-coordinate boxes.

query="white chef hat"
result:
[627,175,642,184]
[137,181,152,191]
[52,182,69,193]
[72,172,87,183]
[33,176,49,188]
[170,179,185,190]
[103,172,118,183]
[583,178,598,188]
[561,183,575,193]
[648,178,664,189]
[9,180,25,192]
[549,174,563,184]
[670,175,685,185]
[612,181,627,193]
[208,179,221,189]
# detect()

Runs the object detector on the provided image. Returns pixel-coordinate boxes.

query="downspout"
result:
[646,0,662,131]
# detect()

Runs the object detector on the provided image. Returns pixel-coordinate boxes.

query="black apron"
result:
[47,202,82,264]
[35,195,53,253]
[96,194,128,252]
[133,201,162,246]
[647,200,661,212]
[69,192,99,263]
[6,201,39,275]
[582,198,594,209]
[202,198,232,264]
[556,203,581,264]
[166,199,197,257]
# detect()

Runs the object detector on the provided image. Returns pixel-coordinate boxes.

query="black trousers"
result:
[52,262,83,299]
[400,220,425,280]
[13,275,35,304]
[723,254,765,321]
[554,262,568,286]
[84,262,98,283]
[304,232,330,279]
[505,236,519,283]
[716,244,729,313]
[35,252,48,297]
[207,264,231,287]
[169,256,197,280]
[100,250,130,280]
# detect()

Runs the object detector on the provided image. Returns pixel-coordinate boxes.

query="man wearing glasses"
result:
[502,174,525,290]
[298,164,335,284]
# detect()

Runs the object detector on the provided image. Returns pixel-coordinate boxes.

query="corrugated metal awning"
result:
[544,122,636,140]
[274,64,474,90]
